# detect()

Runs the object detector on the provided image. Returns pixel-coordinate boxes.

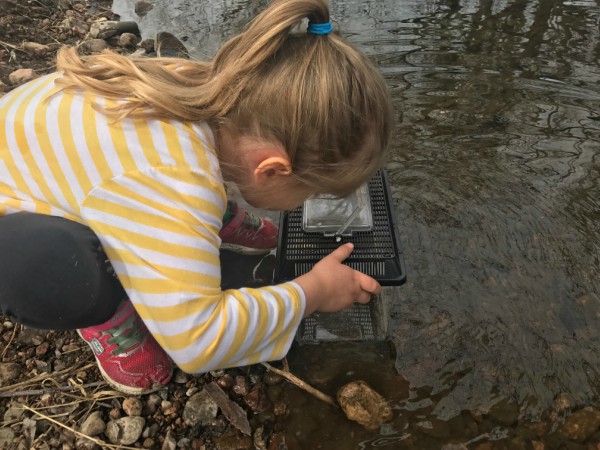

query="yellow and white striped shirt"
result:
[0,73,305,373]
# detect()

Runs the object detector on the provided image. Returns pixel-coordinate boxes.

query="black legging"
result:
[0,213,126,329]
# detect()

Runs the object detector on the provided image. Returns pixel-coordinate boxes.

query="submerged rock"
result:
[337,380,393,430]
[558,406,600,442]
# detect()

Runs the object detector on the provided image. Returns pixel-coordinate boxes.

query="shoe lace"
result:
[240,211,263,232]
[105,314,146,356]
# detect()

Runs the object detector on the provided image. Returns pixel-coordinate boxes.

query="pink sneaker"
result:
[77,300,173,395]
[219,205,278,255]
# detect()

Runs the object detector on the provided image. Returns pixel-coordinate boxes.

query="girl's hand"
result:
[295,243,381,317]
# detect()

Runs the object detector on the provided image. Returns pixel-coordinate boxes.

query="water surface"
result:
[113,0,600,446]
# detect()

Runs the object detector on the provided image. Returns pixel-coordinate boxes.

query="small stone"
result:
[75,437,100,450]
[0,428,15,449]
[23,42,51,55]
[106,408,120,421]
[139,39,155,53]
[3,321,13,330]
[216,374,233,390]
[35,342,50,357]
[173,370,189,384]
[4,403,25,422]
[119,33,139,49]
[145,394,161,414]
[79,411,105,436]
[182,390,218,427]
[9,68,36,86]
[143,437,155,448]
[123,397,143,416]
[82,39,108,53]
[263,371,283,386]
[243,384,272,413]
[161,430,177,450]
[273,401,287,416]
[337,380,393,430]
[232,375,249,397]
[105,417,145,445]
[0,362,21,385]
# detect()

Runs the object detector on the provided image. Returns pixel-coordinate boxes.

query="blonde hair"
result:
[56,0,393,196]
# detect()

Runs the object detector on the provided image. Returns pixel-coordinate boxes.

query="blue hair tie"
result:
[307,21,333,35]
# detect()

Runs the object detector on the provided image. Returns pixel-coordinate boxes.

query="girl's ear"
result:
[253,156,292,183]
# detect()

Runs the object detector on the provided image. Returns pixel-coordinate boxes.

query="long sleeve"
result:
[81,165,306,373]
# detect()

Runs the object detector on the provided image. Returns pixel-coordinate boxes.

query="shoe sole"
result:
[220,243,274,255]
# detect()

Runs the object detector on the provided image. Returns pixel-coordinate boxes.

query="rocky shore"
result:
[2,0,600,449]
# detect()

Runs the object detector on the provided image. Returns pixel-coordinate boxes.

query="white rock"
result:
[105,416,145,445]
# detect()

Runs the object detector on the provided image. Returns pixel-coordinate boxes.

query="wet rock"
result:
[263,371,283,386]
[214,428,253,450]
[416,418,451,438]
[122,397,143,416]
[183,390,218,427]
[139,39,155,53]
[104,416,145,445]
[81,39,108,53]
[134,1,154,16]
[244,383,272,413]
[0,362,21,385]
[558,406,600,442]
[79,411,105,436]
[23,42,51,55]
[267,433,302,450]
[487,399,519,426]
[8,68,36,86]
[90,21,140,40]
[337,380,393,430]
[0,428,15,449]
[119,32,139,49]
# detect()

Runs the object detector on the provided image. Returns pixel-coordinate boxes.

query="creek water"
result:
[113,0,600,447]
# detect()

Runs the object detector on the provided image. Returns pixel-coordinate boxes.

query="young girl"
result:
[0,0,392,394]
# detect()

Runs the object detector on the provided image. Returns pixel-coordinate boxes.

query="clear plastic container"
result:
[302,183,373,236]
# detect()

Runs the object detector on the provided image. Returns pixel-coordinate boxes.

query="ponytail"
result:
[56,0,393,195]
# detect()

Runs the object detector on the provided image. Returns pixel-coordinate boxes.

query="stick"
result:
[261,362,338,408]
[0,381,106,398]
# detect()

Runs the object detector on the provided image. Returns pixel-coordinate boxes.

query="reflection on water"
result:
[114,0,600,444]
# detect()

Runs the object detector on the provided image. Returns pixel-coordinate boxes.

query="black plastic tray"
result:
[274,169,407,286]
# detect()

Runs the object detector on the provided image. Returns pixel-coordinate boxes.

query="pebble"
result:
[232,375,249,396]
[182,390,218,426]
[22,42,51,55]
[0,428,15,449]
[0,362,21,385]
[3,403,25,422]
[161,430,177,450]
[173,370,189,384]
[81,39,108,53]
[243,384,272,413]
[134,0,154,16]
[105,416,145,445]
[8,67,36,85]
[79,411,105,436]
[123,397,143,416]
[217,373,234,390]
[559,406,600,442]
[119,32,140,48]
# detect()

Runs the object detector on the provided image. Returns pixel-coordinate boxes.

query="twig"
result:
[261,362,338,408]
[0,362,96,393]
[0,381,105,398]
[22,404,139,450]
